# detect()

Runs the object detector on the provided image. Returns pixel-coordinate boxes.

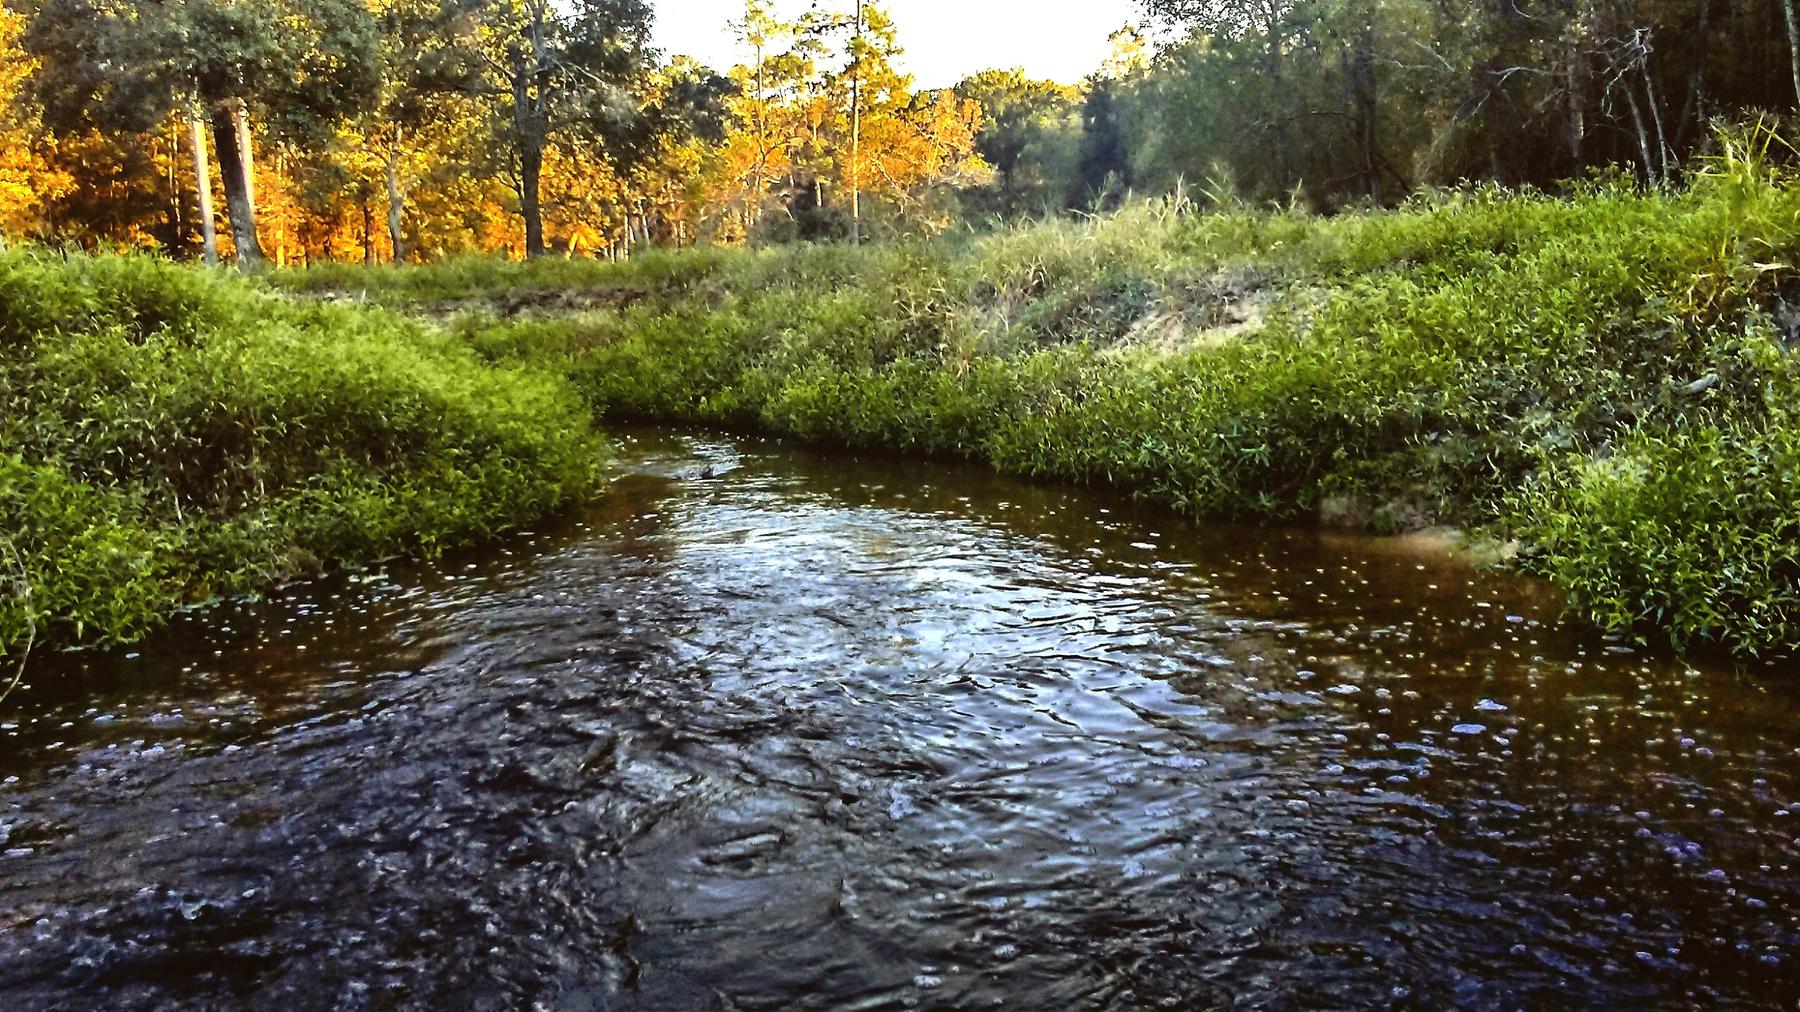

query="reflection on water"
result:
[1,430,1796,1009]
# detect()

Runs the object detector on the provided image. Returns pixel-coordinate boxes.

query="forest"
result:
[3,1,1799,262]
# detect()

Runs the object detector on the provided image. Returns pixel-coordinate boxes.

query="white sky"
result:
[652,0,1144,88]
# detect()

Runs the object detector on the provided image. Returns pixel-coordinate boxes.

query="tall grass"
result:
[1,251,607,657]
[276,135,1800,657]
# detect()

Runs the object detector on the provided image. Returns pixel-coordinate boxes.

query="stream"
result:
[1,430,1796,1009]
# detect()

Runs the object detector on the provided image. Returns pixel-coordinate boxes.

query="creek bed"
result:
[1,430,1795,1009]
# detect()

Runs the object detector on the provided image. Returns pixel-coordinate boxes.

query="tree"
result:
[591,57,735,252]
[432,0,657,258]
[20,0,379,268]
[849,0,864,244]
[368,0,461,263]
[716,0,833,240]
[956,69,1080,217]
[868,87,990,233]
[801,0,899,242]
[727,0,802,234]
[286,0,484,265]
[1069,29,1145,211]
[1132,0,1800,201]
[1072,78,1131,210]
[0,6,70,240]
[1785,0,1800,107]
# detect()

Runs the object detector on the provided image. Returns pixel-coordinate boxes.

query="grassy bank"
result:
[284,147,1800,659]
[11,140,1800,661]
[0,251,608,660]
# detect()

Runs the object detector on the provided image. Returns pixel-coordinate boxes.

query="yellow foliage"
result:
[0,0,1000,257]
[0,8,72,239]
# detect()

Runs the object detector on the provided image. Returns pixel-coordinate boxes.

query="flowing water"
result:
[1,430,1796,1010]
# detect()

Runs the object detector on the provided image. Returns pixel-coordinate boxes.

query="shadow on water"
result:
[0,428,1796,1009]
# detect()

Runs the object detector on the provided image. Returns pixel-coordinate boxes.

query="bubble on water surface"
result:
[0,430,1796,1010]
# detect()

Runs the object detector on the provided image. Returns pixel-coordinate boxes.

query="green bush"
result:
[267,154,1800,657]
[1,250,607,656]
[1515,415,1800,656]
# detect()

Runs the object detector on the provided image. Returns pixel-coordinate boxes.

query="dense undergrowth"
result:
[0,252,607,659]
[12,133,1800,661]
[283,142,1800,659]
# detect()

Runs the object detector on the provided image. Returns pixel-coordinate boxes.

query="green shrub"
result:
[265,163,1800,658]
[1,250,607,657]
[1514,416,1800,657]
[0,457,168,651]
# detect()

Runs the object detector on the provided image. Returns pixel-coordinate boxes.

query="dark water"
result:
[1,431,1797,1010]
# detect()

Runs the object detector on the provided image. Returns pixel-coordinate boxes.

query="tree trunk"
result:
[1564,1,1586,164]
[1265,10,1292,191]
[1348,16,1383,204]
[233,100,258,218]
[163,124,183,255]
[749,16,767,232]
[362,197,376,266]
[189,113,218,267]
[512,44,549,259]
[519,135,545,258]
[848,0,863,246]
[1676,0,1712,149]
[1785,0,1800,108]
[1623,82,1659,184]
[1642,58,1672,182]
[207,106,262,269]
[271,151,287,268]
[385,129,407,264]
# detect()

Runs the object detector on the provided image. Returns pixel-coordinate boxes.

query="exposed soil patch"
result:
[1112,267,1278,354]
[433,286,650,320]
[302,286,649,321]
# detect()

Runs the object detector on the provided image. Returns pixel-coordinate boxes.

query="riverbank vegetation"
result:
[10,145,1800,659]
[10,0,1800,663]
[0,251,606,658]
[279,132,1800,658]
